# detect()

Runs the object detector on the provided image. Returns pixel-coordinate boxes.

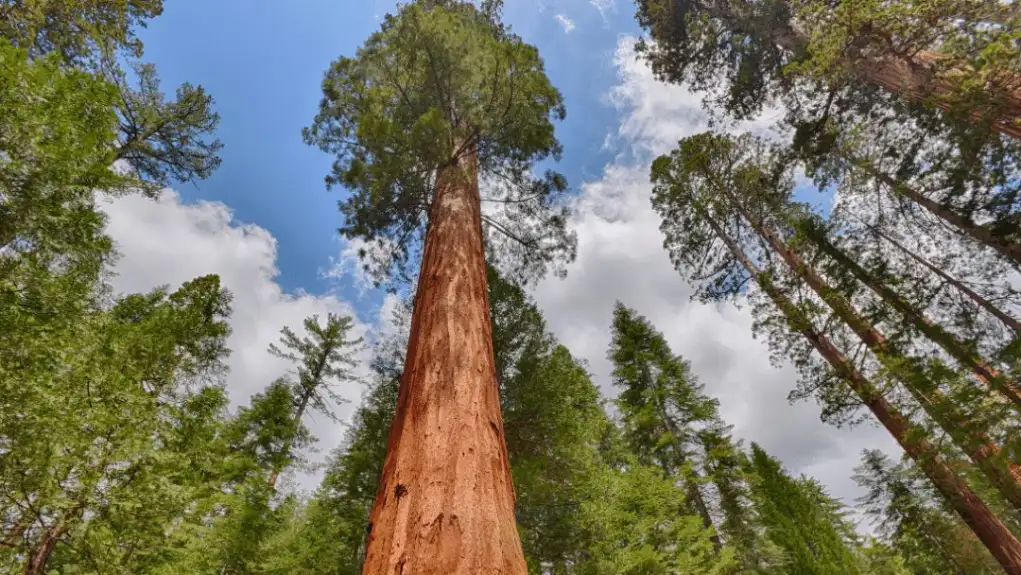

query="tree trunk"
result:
[361,145,527,575]
[703,213,1021,574]
[268,387,313,491]
[654,399,723,553]
[23,504,83,575]
[802,221,1021,408]
[863,221,1021,335]
[764,17,1021,141]
[852,157,1021,268]
[734,204,1021,512]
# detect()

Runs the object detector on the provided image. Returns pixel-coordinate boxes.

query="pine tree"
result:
[303,1,575,571]
[746,444,864,574]
[263,314,364,489]
[855,450,1003,574]
[0,276,234,574]
[608,302,723,552]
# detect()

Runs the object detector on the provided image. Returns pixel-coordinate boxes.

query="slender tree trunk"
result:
[802,220,1021,408]
[23,504,83,575]
[268,387,313,490]
[734,204,1021,512]
[862,221,1021,335]
[703,213,1021,574]
[852,157,1021,268]
[361,145,526,574]
[654,402,723,553]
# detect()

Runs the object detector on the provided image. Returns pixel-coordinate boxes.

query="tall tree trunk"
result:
[729,202,1021,512]
[851,157,1021,268]
[862,221,1021,335]
[361,145,526,575]
[703,213,1021,574]
[802,220,1021,408]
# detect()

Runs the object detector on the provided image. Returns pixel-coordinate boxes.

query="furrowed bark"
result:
[702,213,1021,574]
[361,144,527,574]
[732,202,1021,512]
[803,222,1021,408]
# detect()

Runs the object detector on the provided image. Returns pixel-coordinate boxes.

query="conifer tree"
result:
[0,276,233,574]
[634,0,1021,140]
[650,132,1021,572]
[747,444,864,574]
[304,1,575,571]
[608,302,723,552]
[263,314,363,489]
[855,450,1004,574]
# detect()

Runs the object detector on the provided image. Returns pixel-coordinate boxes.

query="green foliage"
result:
[854,450,1002,574]
[106,58,224,189]
[0,275,235,573]
[635,0,796,120]
[304,0,575,284]
[0,0,163,63]
[269,313,365,424]
[0,39,124,280]
[748,444,865,574]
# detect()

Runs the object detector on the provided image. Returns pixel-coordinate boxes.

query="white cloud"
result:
[553,13,576,33]
[100,190,375,490]
[589,0,615,20]
[531,36,900,514]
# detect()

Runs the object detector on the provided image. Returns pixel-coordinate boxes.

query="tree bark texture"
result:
[361,147,527,575]
[766,20,1021,141]
[703,213,1021,574]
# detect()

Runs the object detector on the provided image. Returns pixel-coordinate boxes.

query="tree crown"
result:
[304,0,575,285]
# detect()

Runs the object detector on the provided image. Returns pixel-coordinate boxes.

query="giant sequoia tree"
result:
[304,1,574,572]
[635,0,1021,139]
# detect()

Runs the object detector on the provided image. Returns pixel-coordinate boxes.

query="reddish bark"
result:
[768,23,1021,141]
[361,146,527,574]
[23,504,83,575]
[704,214,1021,574]
[858,50,1021,141]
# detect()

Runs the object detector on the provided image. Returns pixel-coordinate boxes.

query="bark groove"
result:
[361,148,527,575]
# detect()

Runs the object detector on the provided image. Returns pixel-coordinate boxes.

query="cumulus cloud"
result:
[531,37,900,513]
[100,190,376,489]
[553,13,576,33]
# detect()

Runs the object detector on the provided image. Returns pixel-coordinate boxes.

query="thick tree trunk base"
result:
[361,149,527,574]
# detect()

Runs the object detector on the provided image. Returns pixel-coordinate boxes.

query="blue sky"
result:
[137,0,638,302]
[115,0,889,505]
